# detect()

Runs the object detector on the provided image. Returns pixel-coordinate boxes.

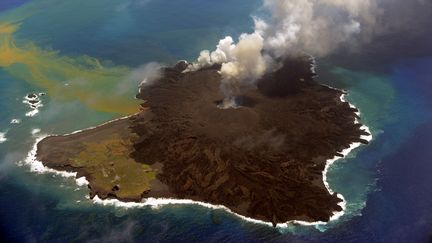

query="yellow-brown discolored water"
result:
[0,22,140,115]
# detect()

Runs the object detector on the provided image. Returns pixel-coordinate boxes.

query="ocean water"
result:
[0,0,431,242]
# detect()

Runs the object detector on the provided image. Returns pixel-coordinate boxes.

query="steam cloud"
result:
[186,0,385,107]
[187,34,267,104]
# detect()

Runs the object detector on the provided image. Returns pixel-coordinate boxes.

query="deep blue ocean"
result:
[0,0,431,242]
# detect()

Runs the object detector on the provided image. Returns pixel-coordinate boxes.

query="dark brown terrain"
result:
[36,57,369,226]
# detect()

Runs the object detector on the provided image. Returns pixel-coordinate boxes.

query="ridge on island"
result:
[35,57,370,226]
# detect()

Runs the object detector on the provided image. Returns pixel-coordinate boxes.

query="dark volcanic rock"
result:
[130,57,369,225]
[36,56,369,226]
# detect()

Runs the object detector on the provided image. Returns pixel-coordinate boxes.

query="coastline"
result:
[63,113,137,137]
[21,90,372,229]
[319,94,372,225]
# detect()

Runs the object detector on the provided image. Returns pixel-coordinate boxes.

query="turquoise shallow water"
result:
[0,0,431,242]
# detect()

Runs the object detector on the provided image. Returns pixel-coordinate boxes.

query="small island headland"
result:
[35,57,370,226]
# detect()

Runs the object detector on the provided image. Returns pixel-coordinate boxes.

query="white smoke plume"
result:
[185,33,267,108]
[219,33,266,98]
[115,62,163,96]
[256,0,381,58]
[186,0,387,106]
[136,62,163,87]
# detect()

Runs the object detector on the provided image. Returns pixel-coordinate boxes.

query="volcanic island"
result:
[35,57,370,226]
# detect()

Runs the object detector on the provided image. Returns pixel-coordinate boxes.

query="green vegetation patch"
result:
[71,134,156,199]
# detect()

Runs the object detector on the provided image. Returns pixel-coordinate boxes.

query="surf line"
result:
[21,94,372,229]
[17,114,138,183]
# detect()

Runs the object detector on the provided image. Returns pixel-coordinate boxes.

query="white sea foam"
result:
[22,90,372,229]
[31,128,41,136]
[20,115,133,187]
[89,93,372,229]
[19,135,89,186]
[320,94,373,223]
[10,119,21,124]
[25,109,39,117]
[0,131,7,143]
[76,177,89,186]
[23,93,43,117]
[90,193,343,228]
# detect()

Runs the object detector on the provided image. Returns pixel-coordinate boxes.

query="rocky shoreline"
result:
[36,57,370,226]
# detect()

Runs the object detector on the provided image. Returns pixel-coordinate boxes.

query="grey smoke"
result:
[186,32,267,104]
[136,62,163,87]
[255,0,381,58]
[187,0,432,103]
[115,62,163,96]
[186,34,266,100]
